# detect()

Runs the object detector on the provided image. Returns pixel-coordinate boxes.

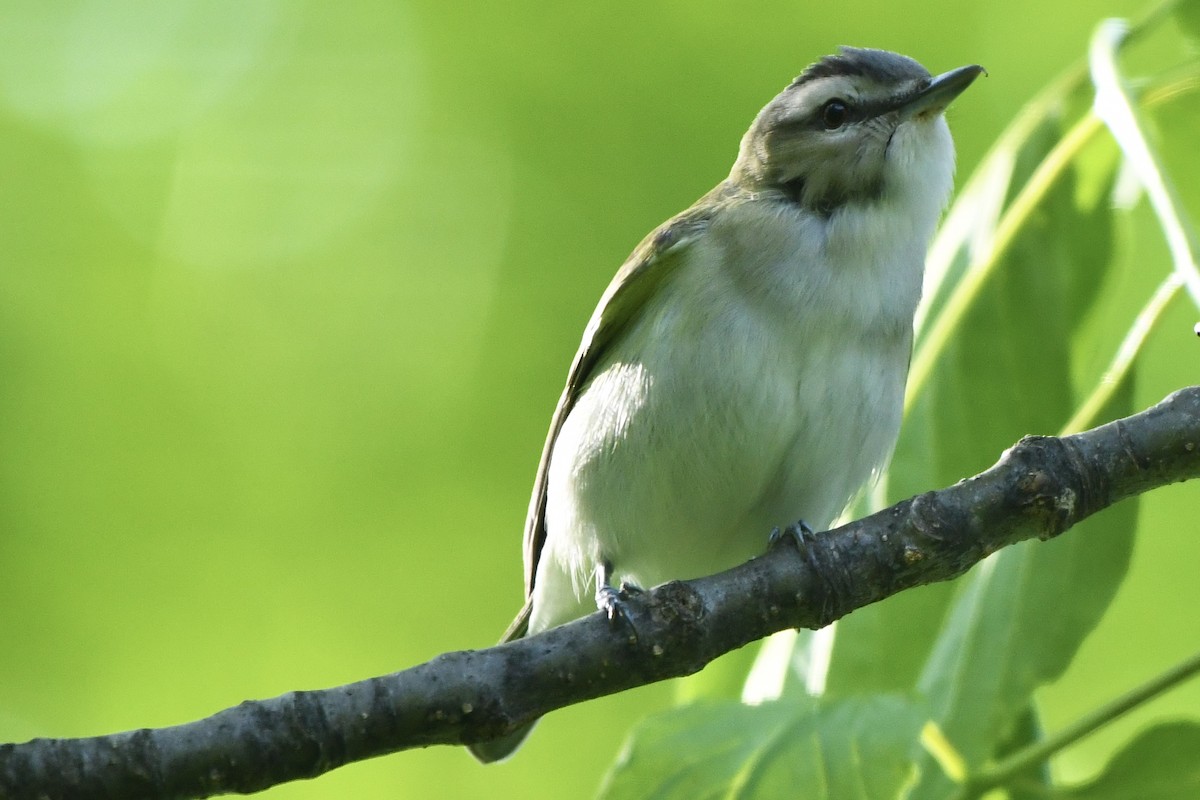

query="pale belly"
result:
[529,290,911,634]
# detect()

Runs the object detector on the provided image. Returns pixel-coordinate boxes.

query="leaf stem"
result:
[1058,273,1183,435]
[954,649,1200,799]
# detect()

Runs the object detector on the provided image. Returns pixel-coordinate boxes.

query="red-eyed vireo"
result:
[470,47,983,763]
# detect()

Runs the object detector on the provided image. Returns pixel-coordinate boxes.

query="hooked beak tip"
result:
[903,63,985,119]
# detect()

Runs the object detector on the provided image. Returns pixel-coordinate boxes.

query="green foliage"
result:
[1060,722,1200,798]
[602,4,1200,799]
[601,696,926,800]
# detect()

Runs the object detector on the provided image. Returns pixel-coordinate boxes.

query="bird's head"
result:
[731,48,984,217]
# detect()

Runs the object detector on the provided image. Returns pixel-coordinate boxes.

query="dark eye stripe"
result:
[770,85,921,135]
[812,93,915,129]
[816,100,864,129]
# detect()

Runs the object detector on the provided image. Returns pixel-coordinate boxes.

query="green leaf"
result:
[1174,0,1200,45]
[1148,67,1200,256]
[1058,722,1200,799]
[598,696,926,800]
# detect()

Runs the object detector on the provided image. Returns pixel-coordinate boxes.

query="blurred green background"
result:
[2,1,1197,798]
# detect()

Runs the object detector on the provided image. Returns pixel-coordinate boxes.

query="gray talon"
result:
[769,519,817,551]
[594,562,642,634]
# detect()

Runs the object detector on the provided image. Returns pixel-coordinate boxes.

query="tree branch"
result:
[4,386,1200,800]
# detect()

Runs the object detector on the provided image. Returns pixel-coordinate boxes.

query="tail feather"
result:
[469,600,539,764]
[468,723,537,763]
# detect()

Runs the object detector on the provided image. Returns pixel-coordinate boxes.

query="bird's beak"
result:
[901,64,986,119]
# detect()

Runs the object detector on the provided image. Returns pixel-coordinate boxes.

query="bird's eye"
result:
[821,100,849,130]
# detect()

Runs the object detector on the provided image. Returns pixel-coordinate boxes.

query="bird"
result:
[469,47,983,763]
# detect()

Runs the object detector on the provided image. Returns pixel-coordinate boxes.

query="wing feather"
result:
[517,199,719,607]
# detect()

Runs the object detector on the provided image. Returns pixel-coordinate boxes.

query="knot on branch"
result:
[1005,435,1087,540]
[647,580,705,629]
[636,581,709,673]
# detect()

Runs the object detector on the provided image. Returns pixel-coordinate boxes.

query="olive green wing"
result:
[500,201,716,642]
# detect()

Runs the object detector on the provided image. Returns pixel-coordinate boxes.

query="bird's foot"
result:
[596,581,643,623]
[768,519,817,554]
[594,563,642,638]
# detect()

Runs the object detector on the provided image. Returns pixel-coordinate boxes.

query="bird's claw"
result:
[593,561,644,643]
[769,520,817,554]
[595,581,644,626]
